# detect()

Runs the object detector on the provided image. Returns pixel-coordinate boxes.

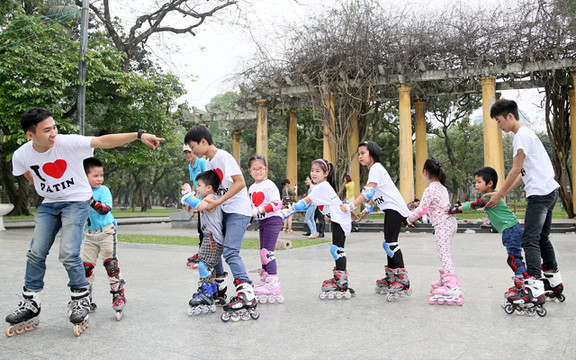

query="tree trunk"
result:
[1,159,30,216]
[544,71,574,218]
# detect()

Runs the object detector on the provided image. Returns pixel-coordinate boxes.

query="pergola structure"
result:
[188,59,576,207]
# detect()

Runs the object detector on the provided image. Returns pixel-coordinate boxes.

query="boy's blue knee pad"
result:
[198,261,209,278]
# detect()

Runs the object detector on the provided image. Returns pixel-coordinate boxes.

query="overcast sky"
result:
[108,0,545,129]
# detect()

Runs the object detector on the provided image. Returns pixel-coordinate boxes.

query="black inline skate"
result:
[5,288,41,337]
[221,280,259,322]
[188,278,217,316]
[68,288,91,336]
[110,280,126,321]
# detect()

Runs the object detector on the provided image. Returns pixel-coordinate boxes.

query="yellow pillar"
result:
[414,100,428,199]
[256,99,268,160]
[231,131,241,164]
[323,94,335,163]
[350,108,361,205]
[286,110,298,187]
[481,76,505,188]
[570,73,576,209]
[398,85,414,203]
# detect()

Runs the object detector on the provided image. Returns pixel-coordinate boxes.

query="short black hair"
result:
[21,107,53,133]
[473,166,498,189]
[490,99,519,121]
[358,141,382,163]
[281,179,290,186]
[196,170,220,192]
[83,157,104,174]
[185,125,214,145]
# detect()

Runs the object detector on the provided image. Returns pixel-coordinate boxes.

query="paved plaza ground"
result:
[0,222,575,360]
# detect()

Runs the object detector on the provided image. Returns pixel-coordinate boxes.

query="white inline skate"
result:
[319,269,354,300]
[5,288,41,337]
[213,272,228,306]
[503,277,547,317]
[542,268,565,302]
[221,280,260,322]
[68,288,91,336]
[428,273,464,306]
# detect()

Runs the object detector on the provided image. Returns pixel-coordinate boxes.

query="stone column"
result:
[287,110,298,187]
[570,73,576,209]
[414,99,428,199]
[231,131,241,164]
[350,108,361,203]
[323,94,335,163]
[256,99,268,160]
[481,76,505,187]
[398,85,414,203]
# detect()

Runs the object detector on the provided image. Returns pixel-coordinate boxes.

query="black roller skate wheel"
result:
[220,313,230,323]
[558,294,566,302]
[504,304,514,315]
[536,307,547,317]
[250,311,260,320]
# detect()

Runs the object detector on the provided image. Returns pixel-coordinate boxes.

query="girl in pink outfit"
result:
[406,158,463,305]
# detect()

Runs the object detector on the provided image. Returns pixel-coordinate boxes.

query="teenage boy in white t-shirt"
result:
[5,107,164,336]
[486,99,563,307]
[184,125,257,315]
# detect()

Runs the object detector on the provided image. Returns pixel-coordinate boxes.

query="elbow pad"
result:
[90,198,111,215]
[182,193,201,209]
[292,199,309,211]
[263,201,283,213]
[361,187,375,201]
[470,198,487,210]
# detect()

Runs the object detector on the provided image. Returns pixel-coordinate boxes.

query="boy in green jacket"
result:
[449,166,526,300]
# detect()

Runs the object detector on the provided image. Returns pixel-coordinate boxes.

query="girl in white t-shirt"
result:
[285,159,353,299]
[344,141,412,301]
[248,156,284,304]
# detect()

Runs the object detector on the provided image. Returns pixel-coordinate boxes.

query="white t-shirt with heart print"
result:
[249,179,282,220]
[206,149,252,217]
[307,181,351,236]
[12,134,94,203]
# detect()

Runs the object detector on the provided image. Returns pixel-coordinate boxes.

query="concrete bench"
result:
[169,210,198,229]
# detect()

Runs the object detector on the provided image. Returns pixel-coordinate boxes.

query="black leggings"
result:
[384,209,405,269]
[331,222,347,271]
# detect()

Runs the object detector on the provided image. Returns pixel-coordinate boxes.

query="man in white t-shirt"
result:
[486,99,562,306]
[6,107,164,334]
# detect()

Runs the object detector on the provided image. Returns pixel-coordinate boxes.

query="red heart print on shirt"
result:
[252,192,265,207]
[213,168,223,182]
[318,205,324,212]
[42,159,67,179]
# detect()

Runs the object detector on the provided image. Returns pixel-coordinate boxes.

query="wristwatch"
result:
[137,129,147,140]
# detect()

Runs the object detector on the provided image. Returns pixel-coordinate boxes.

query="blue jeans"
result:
[522,189,559,277]
[305,205,317,234]
[25,201,91,291]
[214,212,251,283]
[501,223,526,276]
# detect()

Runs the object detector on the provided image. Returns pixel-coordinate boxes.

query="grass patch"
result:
[118,235,329,249]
